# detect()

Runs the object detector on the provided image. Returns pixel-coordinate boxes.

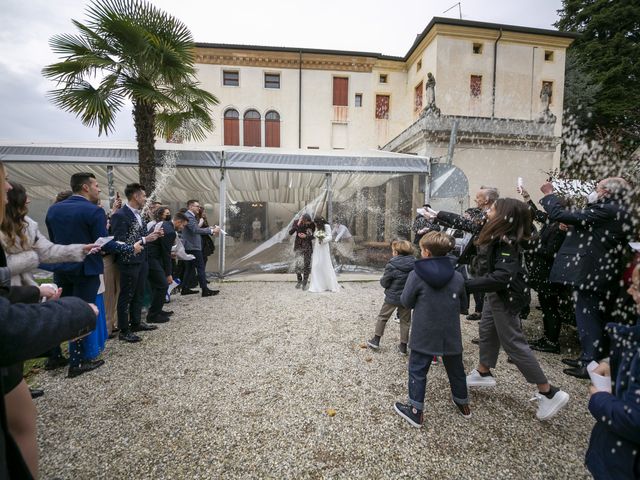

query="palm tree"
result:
[42,0,218,192]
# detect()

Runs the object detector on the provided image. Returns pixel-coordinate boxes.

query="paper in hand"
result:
[416,208,427,216]
[94,236,114,246]
[517,177,524,188]
[154,222,163,232]
[629,242,640,252]
[214,225,228,236]
[587,361,612,393]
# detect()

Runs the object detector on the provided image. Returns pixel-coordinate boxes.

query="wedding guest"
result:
[252,217,262,242]
[585,264,640,480]
[331,220,354,266]
[45,172,124,377]
[103,193,123,336]
[181,200,220,297]
[198,207,216,274]
[412,204,441,246]
[367,240,415,354]
[110,183,161,343]
[146,212,188,323]
[394,231,470,428]
[289,214,315,290]
[464,198,569,420]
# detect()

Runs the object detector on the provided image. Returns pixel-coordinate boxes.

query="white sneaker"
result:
[466,369,496,387]
[531,389,569,421]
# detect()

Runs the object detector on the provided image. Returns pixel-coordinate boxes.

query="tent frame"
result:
[0,143,430,278]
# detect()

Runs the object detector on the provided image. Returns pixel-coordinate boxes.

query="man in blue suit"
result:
[45,172,131,378]
[110,183,162,343]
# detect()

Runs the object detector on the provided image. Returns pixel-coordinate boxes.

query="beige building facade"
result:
[192,17,575,234]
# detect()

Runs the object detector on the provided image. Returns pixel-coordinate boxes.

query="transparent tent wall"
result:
[221,170,422,277]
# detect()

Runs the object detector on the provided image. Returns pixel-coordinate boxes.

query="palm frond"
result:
[47,81,124,136]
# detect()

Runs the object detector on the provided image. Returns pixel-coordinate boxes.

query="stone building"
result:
[194,17,575,211]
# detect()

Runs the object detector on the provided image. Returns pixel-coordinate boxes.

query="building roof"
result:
[195,16,579,63]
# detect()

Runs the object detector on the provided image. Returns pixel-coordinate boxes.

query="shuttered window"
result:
[264,73,280,89]
[470,75,482,97]
[243,110,261,147]
[414,82,423,112]
[223,109,240,146]
[332,77,348,106]
[265,111,280,148]
[375,95,390,119]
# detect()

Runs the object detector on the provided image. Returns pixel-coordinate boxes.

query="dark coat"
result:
[110,205,148,266]
[380,254,415,305]
[586,322,640,480]
[289,222,315,253]
[412,215,441,245]
[401,256,467,356]
[0,295,96,480]
[541,194,634,292]
[465,239,530,315]
[146,220,176,276]
[524,200,567,288]
[436,209,486,268]
[45,195,116,275]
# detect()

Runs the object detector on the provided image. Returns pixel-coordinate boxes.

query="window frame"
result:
[354,93,363,107]
[379,74,388,84]
[470,74,482,98]
[375,94,390,120]
[472,43,483,54]
[264,72,281,89]
[544,50,554,62]
[222,70,240,87]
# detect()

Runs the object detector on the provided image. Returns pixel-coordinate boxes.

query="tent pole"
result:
[107,165,115,209]
[326,172,333,223]
[218,153,227,279]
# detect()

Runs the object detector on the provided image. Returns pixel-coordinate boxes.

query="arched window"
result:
[243,110,261,147]
[223,109,240,146]
[265,110,280,148]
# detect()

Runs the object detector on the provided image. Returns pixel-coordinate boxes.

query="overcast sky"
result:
[0,0,563,143]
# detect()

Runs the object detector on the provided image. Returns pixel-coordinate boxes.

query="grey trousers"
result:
[479,293,548,385]
[374,302,411,344]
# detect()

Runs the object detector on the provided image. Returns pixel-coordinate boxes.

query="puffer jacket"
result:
[586,322,640,480]
[0,216,85,286]
[380,254,415,305]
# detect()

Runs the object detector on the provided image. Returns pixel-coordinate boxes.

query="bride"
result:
[308,217,340,293]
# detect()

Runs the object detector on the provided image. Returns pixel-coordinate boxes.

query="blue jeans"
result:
[575,290,609,364]
[408,350,468,410]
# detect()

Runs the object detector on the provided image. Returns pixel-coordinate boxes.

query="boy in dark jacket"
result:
[394,232,470,428]
[367,240,415,354]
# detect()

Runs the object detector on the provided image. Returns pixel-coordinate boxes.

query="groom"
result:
[289,214,315,289]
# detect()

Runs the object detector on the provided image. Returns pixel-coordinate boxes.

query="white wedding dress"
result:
[308,224,340,293]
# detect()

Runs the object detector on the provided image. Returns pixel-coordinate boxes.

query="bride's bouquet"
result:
[314,229,327,244]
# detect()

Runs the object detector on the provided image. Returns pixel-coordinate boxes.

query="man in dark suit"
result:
[181,199,220,297]
[146,212,188,323]
[45,172,124,378]
[540,177,634,378]
[110,183,162,343]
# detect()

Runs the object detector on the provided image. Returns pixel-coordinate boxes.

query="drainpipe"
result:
[298,49,302,149]
[491,28,503,118]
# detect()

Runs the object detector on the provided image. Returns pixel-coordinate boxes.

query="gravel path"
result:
[35,281,593,479]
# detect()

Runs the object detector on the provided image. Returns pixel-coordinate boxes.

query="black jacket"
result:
[436,210,486,268]
[380,254,415,305]
[541,194,634,292]
[289,222,315,253]
[0,296,96,480]
[465,239,530,314]
[146,220,176,276]
[524,200,567,288]
[412,215,441,245]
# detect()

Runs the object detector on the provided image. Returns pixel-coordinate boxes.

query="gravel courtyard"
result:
[34,280,594,479]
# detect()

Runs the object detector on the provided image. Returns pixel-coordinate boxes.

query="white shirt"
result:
[332,224,352,242]
[126,203,143,228]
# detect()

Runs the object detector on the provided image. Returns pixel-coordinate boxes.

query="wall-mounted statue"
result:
[538,82,556,123]
[421,72,441,117]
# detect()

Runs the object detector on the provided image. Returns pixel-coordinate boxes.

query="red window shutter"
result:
[223,118,239,145]
[265,119,280,147]
[375,95,389,119]
[333,77,348,106]
[414,82,423,112]
[243,112,261,147]
[470,75,482,97]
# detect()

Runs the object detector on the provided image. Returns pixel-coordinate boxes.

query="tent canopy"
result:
[0,142,429,173]
[0,142,430,204]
